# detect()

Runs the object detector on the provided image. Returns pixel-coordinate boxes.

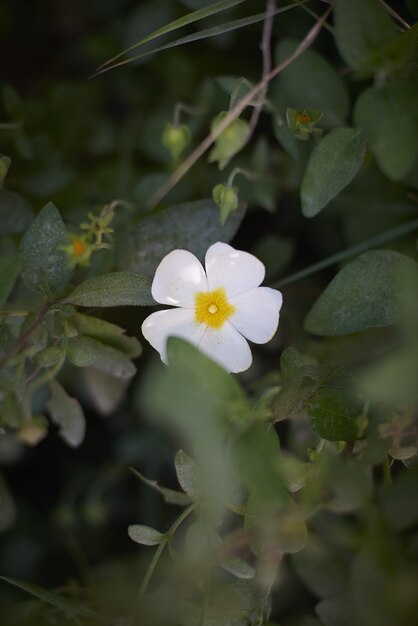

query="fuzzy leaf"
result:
[20,202,72,295]
[301,128,367,217]
[175,449,201,499]
[64,272,154,307]
[117,199,245,276]
[67,336,136,379]
[71,312,142,357]
[47,380,86,447]
[128,524,165,546]
[304,250,418,336]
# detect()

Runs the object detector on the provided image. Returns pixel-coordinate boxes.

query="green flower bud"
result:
[212,183,239,224]
[162,123,191,161]
[208,112,250,170]
[286,108,323,141]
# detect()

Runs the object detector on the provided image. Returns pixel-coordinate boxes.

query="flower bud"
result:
[208,112,249,170]
[162,123,191,161]
[212,183,239,224]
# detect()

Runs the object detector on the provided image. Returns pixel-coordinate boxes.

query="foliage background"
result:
[1,0,418,625]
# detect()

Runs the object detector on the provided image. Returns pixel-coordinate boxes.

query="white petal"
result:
[205,242,265,298]
[142,308,205,364]
[229,287,283,344]
[198,322,252,373]
[151,250,208,307]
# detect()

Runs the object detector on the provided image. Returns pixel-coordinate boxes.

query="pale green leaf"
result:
[301,128,367,217]
[130,467,192,506]
[67,336,137,378]
[175,449,201,500]
[47,380,86,447]
[64,272,154,307]
[128,524,165,546]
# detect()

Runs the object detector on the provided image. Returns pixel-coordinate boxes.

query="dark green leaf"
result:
[280,347,303,379]
[354,85,418,181]
[334,0,396,71]
[117,200,245,276]
[273,39,349,127]
[0,189,33,235]
[128,524,165,546]
[0,253,20,307]
[304,250,418,336]
[46,380,86,447]
[67,336,137,378]
[64,272,154,307]
[20,202,72,295]
[307,386,361,442]
[301,128,367,217]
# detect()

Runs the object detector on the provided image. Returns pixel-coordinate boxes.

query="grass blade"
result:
[94,1,307,76]
[97,0,247,70]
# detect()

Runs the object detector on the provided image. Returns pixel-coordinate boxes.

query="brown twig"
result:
[379,0,411,30]
[249,0,276,134]
[0,303,50,372]
[147,5,332,210]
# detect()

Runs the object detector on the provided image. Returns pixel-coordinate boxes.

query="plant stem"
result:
[272,218,418,289]
[0,303,50,372]
[127,503,196,626]
[147,4,332,210]
[383,456,393,488]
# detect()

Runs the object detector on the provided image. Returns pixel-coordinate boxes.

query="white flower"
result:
[141,242,283,373]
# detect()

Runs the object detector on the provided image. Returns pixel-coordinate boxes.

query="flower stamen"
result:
[195,288,235,329]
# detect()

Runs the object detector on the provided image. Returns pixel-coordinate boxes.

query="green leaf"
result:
[117,200,245,276]
[316,594,354,626]
[0,253,20,307]
[64,272,154,307]
[34,346,63,367]
[0,189,33,235]
[175,449,201,500]
[301,128,367,218]
[273,39,349,127]
[99,0,246,69]
[304,250,418,336]
[354,85,418,181]
[0,155,11,188]
[130,467,192,506]
[220,557,255,580]
[71,312,142,357]
[0,576,95,618]
[46,380,86,448]
[67,336,137,378]
[83,368,130,417]
[128,524,165,546]
[20,202,72,295]
[280,347,303,379]
[381,467,418,530]
[306,385,362,442]
[334,0,396,71]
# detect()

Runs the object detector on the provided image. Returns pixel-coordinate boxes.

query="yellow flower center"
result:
[73,239,86,257]
[195,287,236,329]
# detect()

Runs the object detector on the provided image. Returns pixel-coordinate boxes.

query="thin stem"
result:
[174,102,205,126]
[272,218,418,289]
[147,5,332,210]
[200,570,211,626]
[127,504,196,626]
[226,166,259,187]
[379,0,411,30]
[0,303,50,372]
[249,0,276,133]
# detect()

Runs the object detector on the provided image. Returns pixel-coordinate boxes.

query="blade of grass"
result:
[97,0,247,71]
[93,2,308,77]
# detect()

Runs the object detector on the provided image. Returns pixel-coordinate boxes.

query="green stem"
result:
[272,219,418,289]
[127,504,196,626]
